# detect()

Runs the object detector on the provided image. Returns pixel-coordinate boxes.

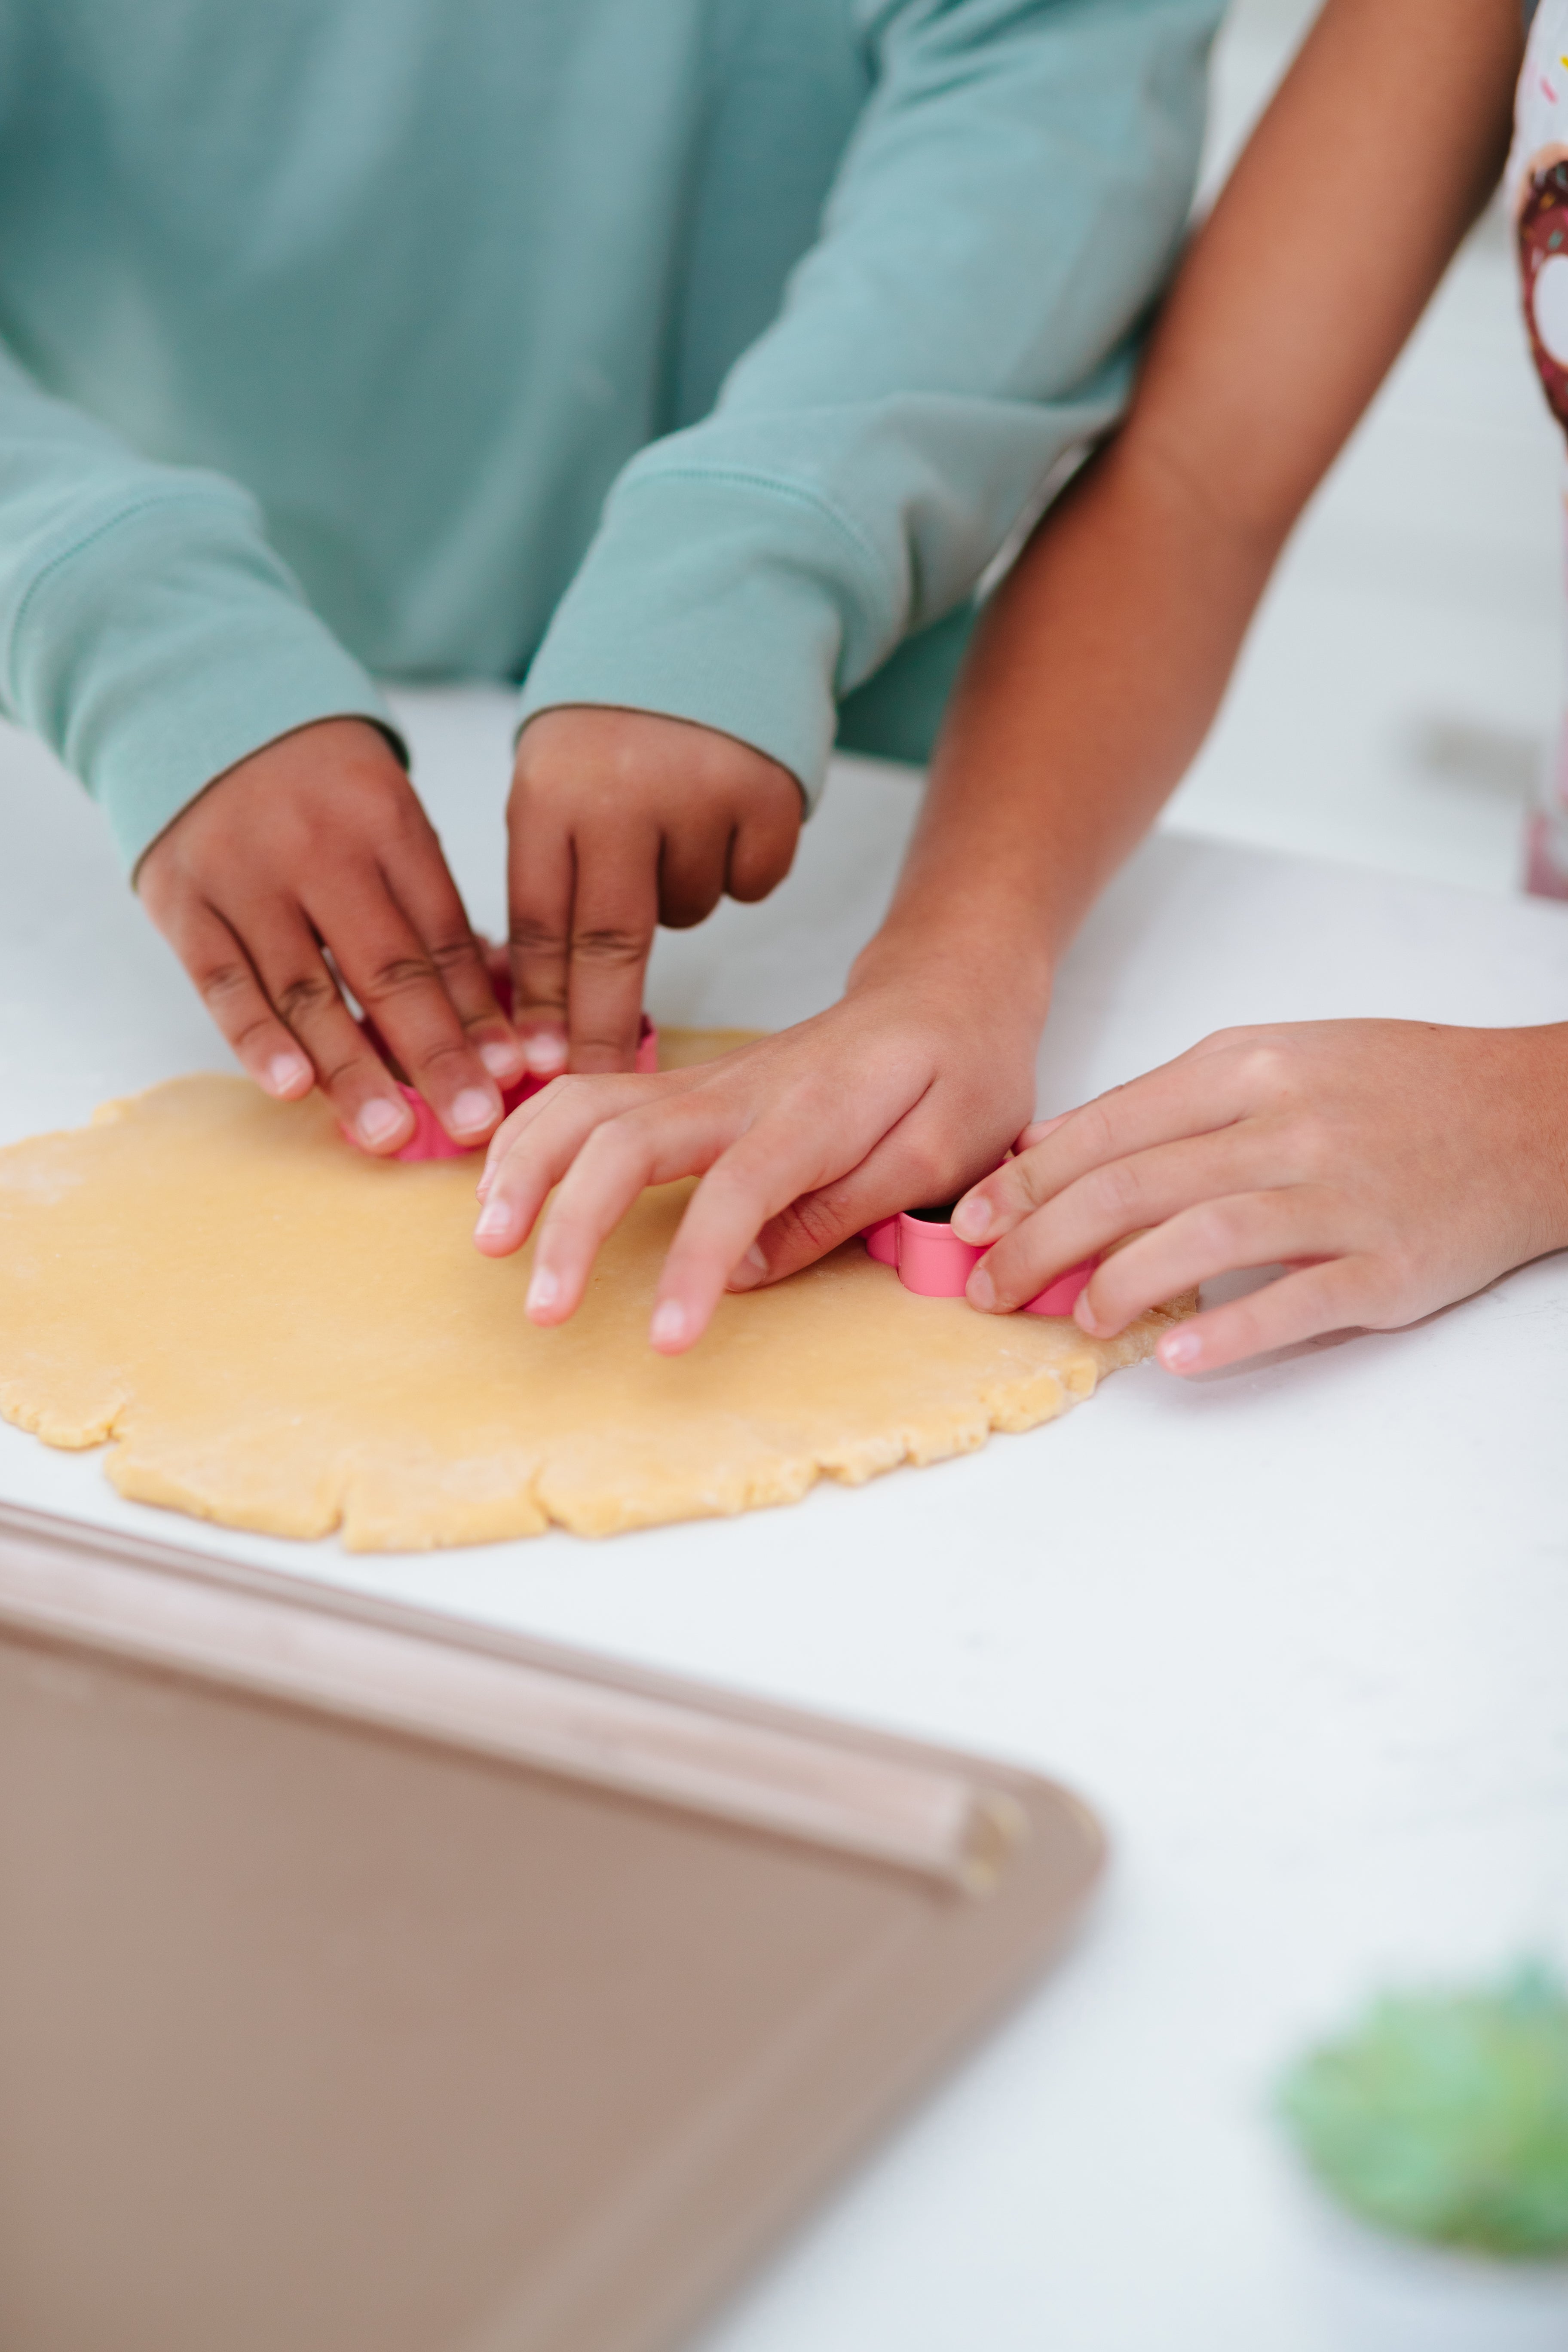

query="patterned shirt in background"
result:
[1510,0,1568,895]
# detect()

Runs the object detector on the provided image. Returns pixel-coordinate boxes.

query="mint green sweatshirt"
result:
[0,0,1219,870]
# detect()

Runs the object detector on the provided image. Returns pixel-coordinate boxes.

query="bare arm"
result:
[934,0,1568,1376]
[873,0,1522,989]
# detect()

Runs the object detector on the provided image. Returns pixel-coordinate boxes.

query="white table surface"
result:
[3,688,1567,2352]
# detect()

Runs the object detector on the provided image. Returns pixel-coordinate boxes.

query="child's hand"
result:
[472,973,1040,1353]
[949,1020,1568,1375]
[507,708,802,1079]
[137,718,525,1153]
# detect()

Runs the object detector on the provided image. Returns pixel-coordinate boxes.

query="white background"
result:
[1,3,1566,2343]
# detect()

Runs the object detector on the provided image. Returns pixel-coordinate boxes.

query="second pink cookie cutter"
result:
[861,1200,1095,1319]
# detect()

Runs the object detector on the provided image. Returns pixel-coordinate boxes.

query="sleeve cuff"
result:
[516,472,894,813]
[6,492,401,870]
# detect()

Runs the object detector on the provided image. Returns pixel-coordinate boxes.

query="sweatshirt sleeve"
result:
[0,340,397,871]
[517,0,1222,805]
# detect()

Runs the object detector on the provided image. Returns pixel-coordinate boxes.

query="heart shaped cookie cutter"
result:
[861,1200,1095,1319]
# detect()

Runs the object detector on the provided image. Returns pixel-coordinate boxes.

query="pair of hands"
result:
[476,1010,1568,1372]
[138,711,1568,1377]
[137,708,800,1155]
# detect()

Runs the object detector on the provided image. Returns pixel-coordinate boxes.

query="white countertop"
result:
[3,689,1566,2351]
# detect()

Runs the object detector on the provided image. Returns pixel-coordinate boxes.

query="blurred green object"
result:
[1279,1962,1568,2259]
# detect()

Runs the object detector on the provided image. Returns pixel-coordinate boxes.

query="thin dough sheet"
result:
[0,1039,1191,1550]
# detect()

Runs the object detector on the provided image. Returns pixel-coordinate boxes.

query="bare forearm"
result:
[857,0,1519,1017]
[858,432,1275,1008]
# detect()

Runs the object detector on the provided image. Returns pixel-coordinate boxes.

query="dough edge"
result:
[72,1293,1194,1552]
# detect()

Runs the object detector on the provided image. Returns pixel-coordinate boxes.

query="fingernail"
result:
[357,1099,407,1148]
[524,1032,567,1075]
[951,1195,991,1242]
[526,1265,560,1316]
[265,1052,312,1097]
[1159,1329,1202,1372]
[967,1267,997,1311]
[650,1299,687,1350]
[450,1087,497,1136]
[475,1198,511,1242]
[478,1037,524,1080]
[726,1243,768,1292]
[1074,1294,1106,1335]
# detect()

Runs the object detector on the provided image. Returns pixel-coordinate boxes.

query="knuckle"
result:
[1237,1041,1296,1099]
[571,923,651,969]
[407,1037,471,1081]
[316,1050,374,1092]
[1001,1154,1050,1215]
[769,1191,845,1258]
[194,957,255,1011]
[980,1229,1039,1305]
[511,770,581,830]
[1074,1099,1121,1164]
[509,916,570,960]
[361,953,438,1002]
[274,972,341,1028]
[724,841,792,905]
[315,775,409,852]
[488,1105,530,1155]
[658,884,722,932]
[230,1011,284,1055]
[572,1076,642,1122]
[542,1072,613,1112]
[1084,1158,1143,1228]
[426,931,483,979]
[516,729,661,810]
[1190,1199,1244,1259]
[576,1114,648,1180]
[346,745,413,801]
[726,872,781,909]
[359,791,416,848]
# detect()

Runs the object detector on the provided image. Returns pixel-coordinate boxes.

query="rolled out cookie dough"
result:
[0,1036,1193,1551]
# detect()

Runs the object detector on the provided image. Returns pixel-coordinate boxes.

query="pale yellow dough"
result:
[0,1035,1192,1551]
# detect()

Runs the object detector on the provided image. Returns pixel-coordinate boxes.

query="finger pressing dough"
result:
[0,1043,1193,1551]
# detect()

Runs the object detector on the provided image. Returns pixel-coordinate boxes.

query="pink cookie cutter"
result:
[352,1002,658,1164]
[862,1200,1095,1319]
